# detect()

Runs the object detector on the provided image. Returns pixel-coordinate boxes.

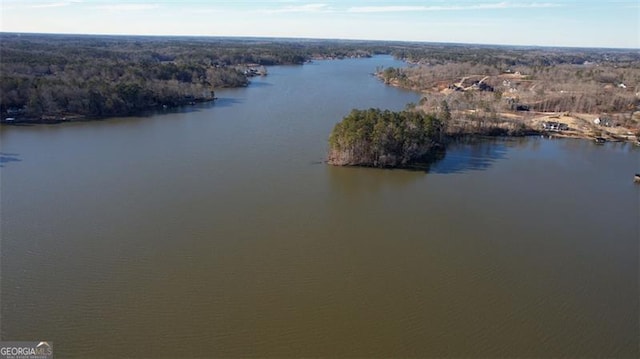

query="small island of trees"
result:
[328,108,446,168]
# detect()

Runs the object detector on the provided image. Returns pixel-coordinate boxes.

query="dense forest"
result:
[0,33,388,120]
[328,108,445,168]
[393,44,640,68]
[2,33,639,124]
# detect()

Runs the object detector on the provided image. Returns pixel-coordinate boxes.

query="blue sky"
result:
[1,1,638,48]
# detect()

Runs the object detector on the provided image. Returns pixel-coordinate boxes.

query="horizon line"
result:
[1,31,638,51]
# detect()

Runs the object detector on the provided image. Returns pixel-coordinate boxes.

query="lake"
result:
[1,56,638,358]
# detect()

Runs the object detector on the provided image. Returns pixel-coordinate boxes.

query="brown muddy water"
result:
[1,56,638,358]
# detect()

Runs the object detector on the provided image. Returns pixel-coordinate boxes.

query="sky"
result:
[1,0,638,48]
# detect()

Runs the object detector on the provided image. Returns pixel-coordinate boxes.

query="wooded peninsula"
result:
[0,33,381,121]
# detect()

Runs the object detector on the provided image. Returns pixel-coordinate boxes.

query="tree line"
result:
[3,33,638,122]
[0,34,392,120]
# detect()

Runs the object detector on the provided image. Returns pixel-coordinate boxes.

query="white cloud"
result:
[263,3,331,14]
[29,0,83,9]
[348,2,562,13]
[92,4,160,11]
[348,6,431,13]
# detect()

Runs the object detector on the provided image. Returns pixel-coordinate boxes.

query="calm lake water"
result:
[1,56,638,358]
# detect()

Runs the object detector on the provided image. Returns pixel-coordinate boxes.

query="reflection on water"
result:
[246,80,273,88]
[327,136,525,180]
[430,138,510,174]
[210,97,245,108]
[0,152,21,167]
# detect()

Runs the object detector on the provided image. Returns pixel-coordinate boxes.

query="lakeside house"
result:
[594,117,612,127]
[242,65,268,77]
[542,121,569,131]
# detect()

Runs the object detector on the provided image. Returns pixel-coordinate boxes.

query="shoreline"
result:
[3,55,639,147]
[1,97,218,125]
[444,113,640,144]
[378,73,640,144]
[326,105,640,171]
